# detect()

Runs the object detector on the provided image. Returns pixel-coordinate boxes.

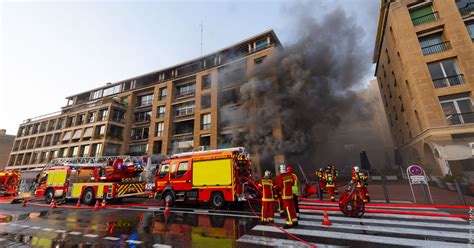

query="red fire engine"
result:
[147,147,257,209]
[35,156,147,205]
[0,171,20,196]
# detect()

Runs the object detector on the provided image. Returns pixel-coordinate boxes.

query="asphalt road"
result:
[0,198,472,247]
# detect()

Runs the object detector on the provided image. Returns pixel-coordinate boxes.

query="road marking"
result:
[116,207,258,219]
[42,228,54,231]
[237,234,338,248]
[104,236,120,241]
[55,230,67,233]
[0,238,5,241]
[371,200,413,204]
[84,234,98,238]
[30,226,41,230]
[301,201,441,211]
[9,223,18,226]
[298,213,469,230]
[20,225,29,228]
[273,219,470,240]
[152,244,172,248]
[126,240,143,244]
[299,209,466,222]
[253,225,467,247]
[68,232,82,235]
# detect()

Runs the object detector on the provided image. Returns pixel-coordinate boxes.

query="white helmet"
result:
[353,166,360,172]
[264,170,272,178]
[279,164,287,174]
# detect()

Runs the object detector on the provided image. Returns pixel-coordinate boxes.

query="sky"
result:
[0,0,379,135]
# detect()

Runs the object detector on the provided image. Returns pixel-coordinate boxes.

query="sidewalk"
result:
[368,181,474,205]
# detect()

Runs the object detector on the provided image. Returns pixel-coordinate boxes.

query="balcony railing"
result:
[422,41,451,55]
[174,108,195,117]
[412,11,438,26]
[433,74,465,88]
[176,90,195,98]
[446,112,474,125]
[136,100,153,108]
[131,135,148,141]
[459,2,474,16]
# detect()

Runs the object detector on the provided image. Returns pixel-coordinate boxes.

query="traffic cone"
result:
[93,199,100,211]
[322,210,332,226]
[50,198,57,209]
[164,196,170,215]
[101,196,107,208]
[22,199,27,207]
[76,198,81,207]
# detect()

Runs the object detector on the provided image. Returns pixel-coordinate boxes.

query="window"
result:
[175,162,189,178]
[57,118,65,129]
[254,56,266,65]
[99,109,108,121]
[418,32,449,55]
[255,38,269,50]
[52,133,61,145]
[155,122,164,137]
[201,94,211,109]
[134,110,152,123]
[171,137,193,153]
[466,22,474,41]
[76,114,85,125]
[173,120,194,135]
[159,88,167,101]
[158,164,170,179]
[27,138,35,149]
[137,94,154,107]
[129,144,148,156]
[131,127,149,140]
[35,136,43,148]
[70,146,79,157]
[153,141,163,154]
[90,143,102,156]
[202,75,211,90]
[39,122,47,132]
[201,114,211,130]
[410,4,437,26]
[44,135,52,146]
[200,135,210,151]
[79,145,90,157]
[88,112,96,123]
[428,59,464,88]
[48,119,56,131]
[91,89,103,100]
[157,106,165,118]
[176,82,195,98]
[103,85,121,97]
[66,116,75,127]
[439,93,474,125]
[174,102,195,117]
[95,125,105,137]
[111,109,125,123]
[108,125,123,139]
[104,143,121,156]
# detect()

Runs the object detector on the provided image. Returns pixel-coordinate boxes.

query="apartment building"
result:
[0,129,15,171]
[7,30,282,175]
[374,0,474,177]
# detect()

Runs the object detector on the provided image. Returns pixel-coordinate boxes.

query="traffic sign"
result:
[406,165,433,204]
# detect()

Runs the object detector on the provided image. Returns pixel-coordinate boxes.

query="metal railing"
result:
[446,112,474,125]
[422,41,451,55]
[174,108,195,117]
[433,74,465,88]
[176,89,195,98]
[412,11,438,26]
[459,2,474,16]
[136,100,153,107]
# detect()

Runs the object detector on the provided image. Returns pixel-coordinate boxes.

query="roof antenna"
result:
[200,20,203,56]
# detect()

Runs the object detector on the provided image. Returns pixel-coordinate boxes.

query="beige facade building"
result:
[7,30,282,175]
[0,129,15,171]
[374,0,474,177]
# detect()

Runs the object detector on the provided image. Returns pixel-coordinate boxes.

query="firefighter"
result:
[352,166,370,203]
[276,165,298,229]
[324,165,336,201]
[315,168,326,200]
[329,163,339,194]
[257,170,276,224]
[286,165,299,215]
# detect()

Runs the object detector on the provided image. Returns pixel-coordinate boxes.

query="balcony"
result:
[176,89,195,99]
[446,112,474,125]
[174,108,195,117]
[131,135,148,141]
[412,11,438,26]
[136,100,153,108]
[433,74,465,88]
[459,1,474,17]
[422,41,451,56]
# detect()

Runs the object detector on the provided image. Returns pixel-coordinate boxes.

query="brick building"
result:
[7,30,283,175]
[374,0,474,177]
[0,129,15,171]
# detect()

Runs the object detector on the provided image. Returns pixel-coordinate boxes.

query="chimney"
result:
[0,129,6,135]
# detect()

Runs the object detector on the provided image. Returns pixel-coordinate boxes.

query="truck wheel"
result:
[82,188,96,206]
[45,188,54,204]
[210,192,225,210]
[163,191,175,207]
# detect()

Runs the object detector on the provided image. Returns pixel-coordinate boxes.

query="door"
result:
[169,160,192,191]
[155,163,170,191]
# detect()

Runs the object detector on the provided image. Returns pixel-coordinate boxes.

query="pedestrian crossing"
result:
[237,201,472,248]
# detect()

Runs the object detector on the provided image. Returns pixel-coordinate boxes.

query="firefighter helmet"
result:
[353,166,360,172]
[287,165,293,173]
[279,164,287,174]
[264,170,272,178]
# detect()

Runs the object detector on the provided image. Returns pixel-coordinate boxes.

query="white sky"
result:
[0,0,378,135]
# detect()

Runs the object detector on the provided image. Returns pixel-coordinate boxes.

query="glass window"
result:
[466,22,474,40]
[201,114,211,130]
[156,122,164,137]
[129,144,147,155]
[176,82,195,98]
[176,162,189,178]
[91,89,103,99]
[131,127,149,140]
[255,38,269,50]
[419,33,448,55]
[103,85,121,96]
[99,109,108,121]
[201,94,211,109]
[159,88,167,101]
[157,106,165,118]
[174,102,195,117]
[111,109,125,122]
[137,94,154,107]
[439,93,474,125]
[134,110,152,123]
[410,5,436,26]
[158,164,170,179]
[202,75,211,89]
[428,59,463,88]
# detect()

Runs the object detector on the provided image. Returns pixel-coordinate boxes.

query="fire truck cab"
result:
[0,171,19,196]
[149,147,256,209]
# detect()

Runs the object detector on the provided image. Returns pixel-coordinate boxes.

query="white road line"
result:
[253,225,467,247]
[0,238,5,241]
[237,234,339,248]
[42,228,54,231]
[84,234,98,238]
[298,213,469,230]
[104,236,121,241]
[273,219,470,240]
[116,207,258,219]
[68,231,82,235]
[20,225,29,228]
[55,230,67,233]
[300,202,440,211]
[126,240,143,244]
[9,223,18,226]
[299,209,466,222]
[371,200,413,204]
[152,244,172,248]
[30,226,41,230]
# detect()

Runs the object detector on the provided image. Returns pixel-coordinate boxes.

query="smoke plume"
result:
[220,8,378,175]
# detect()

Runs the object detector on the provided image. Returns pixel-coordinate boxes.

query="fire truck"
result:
[36,156,148,205]
[147,147,258,209]
[0,171,19,196]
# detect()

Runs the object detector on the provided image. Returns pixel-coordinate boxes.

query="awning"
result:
[19,169,42,180]
[434,142,472,161]
[83,127,93,138]
[62,131,72,141]
[71,129,81,140]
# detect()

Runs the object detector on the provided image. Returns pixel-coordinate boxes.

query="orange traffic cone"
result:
[93,199,100,211]
[322,210,332,226]
[50,198,57,209]
[22,199,27,207]
[164,196,170,215]
[101,197,107,208]
[76,197,81,207]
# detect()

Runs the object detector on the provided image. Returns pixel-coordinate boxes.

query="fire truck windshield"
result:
[158,164,169,179]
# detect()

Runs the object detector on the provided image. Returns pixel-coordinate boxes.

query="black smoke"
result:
[220,8,378,175]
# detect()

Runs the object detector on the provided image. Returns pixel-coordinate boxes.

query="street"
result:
[0,198,471,247]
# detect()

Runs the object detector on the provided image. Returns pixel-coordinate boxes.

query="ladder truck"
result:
[35,156,148,205]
